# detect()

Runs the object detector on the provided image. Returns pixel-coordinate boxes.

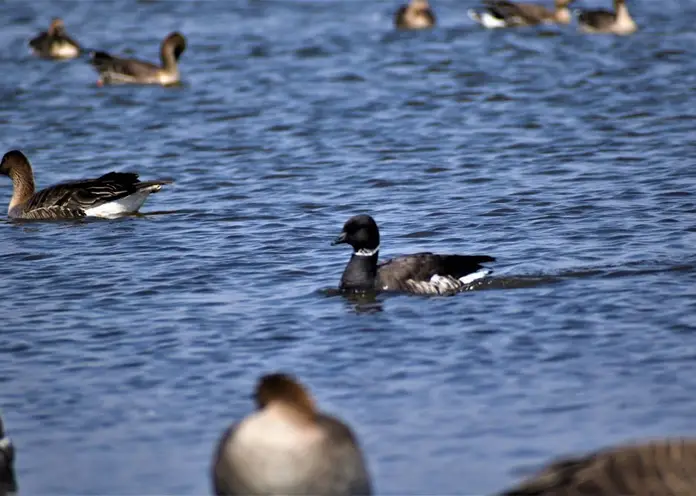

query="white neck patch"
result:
[354,246,379,257]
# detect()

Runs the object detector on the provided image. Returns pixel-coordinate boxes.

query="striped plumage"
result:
[89,32,186,86]
[0,150,171,220]
[28,18,81,59]
[0,416,17,496]
[332,214,495,295]
[499,438,696,495]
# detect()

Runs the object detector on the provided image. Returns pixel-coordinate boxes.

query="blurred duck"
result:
[499,438,696,495]
[89,32,186,86]
[0,150,172,220]
[28,18,81,59]
[395,0,436,29]
[212,373,372,496]
[0,415,17,496]
[332,214,495,295]
[577,0,637,35]
[469,0,575,28]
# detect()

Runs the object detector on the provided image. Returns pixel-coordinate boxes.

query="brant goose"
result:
[395,0,436,29]
[0,416,17,496]
[0,150,172,220]
[29,18,81,59]
[332,214,495,295]
[212,373,372,496]
[89,32,186,86]
[499,438,696,495]
[577,0,637,35]
[468,0,575,28]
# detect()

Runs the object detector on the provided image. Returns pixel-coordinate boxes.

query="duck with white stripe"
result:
[468,0,575,28]
[331,214,495,295]
[0,150,172,220]
[89,32,186,86]
[0,415,17,496]
[577,0,637,35]
[29,18,81,59]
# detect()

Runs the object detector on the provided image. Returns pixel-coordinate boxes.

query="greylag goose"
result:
[0,150,171,220]
[395,0,436,29]
[0,415,17,496]
[468,0,575,28]
[332,214,495,295]
[499,438,696,495]
[28,18,81,59]
[577,0,637,35]
[89,32,186,86]
[212,373,372,496]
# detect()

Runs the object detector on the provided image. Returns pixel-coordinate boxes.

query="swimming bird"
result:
[395,0,436,29]
[468,0,575,28]
[577,0,637,35]
[332,214,495,295]
[89,32,186,86]
[212,373,372,496]
[28,18,81,59]
[499,438,696,495]
[0,416,17,496]
[0,150,172,220]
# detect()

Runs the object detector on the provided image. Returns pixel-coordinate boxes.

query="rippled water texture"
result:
[1,0,695,493]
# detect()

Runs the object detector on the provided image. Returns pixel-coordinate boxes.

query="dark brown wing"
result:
[23,172,144,214]
[578,9,616,30]
[90,51,161,81]
[314,414,373,496]
[394,5,409,28]
[483,1,551,24]
[499,439,696,495]
[377,253,494,289]
[0,418,17,495]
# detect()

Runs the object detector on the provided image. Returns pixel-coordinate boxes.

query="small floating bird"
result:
[212,373,372,496]
[468,0,575,28]
[332,214,495,295]
[395,0,436,29]
[89,32,186,86]
[577,0,637,35]
[28,18,81,59]
[499,438,696,495]
[0,415,18,496]
[0,150,172,220]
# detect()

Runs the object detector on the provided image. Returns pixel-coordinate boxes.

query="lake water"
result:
[1,0,695,494]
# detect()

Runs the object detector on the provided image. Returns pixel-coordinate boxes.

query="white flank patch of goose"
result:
[468,0,575,28]
[89,32,186,86]
[332,214,495,295]
[211,373,372,496]
[28,18,81,60]
[499,438,696,495]
[0,150,172,220]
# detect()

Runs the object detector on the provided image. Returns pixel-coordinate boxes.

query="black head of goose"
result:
[89,32,186,86]
[212,373,372,496]
[28,18,81,59]
[468,0,575,29]
[498,438,696,495]
[0,150,172,220]
[331,214,495,295]
[577,0,636,35]
[0,415,17,496]
[395,0,436,29]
